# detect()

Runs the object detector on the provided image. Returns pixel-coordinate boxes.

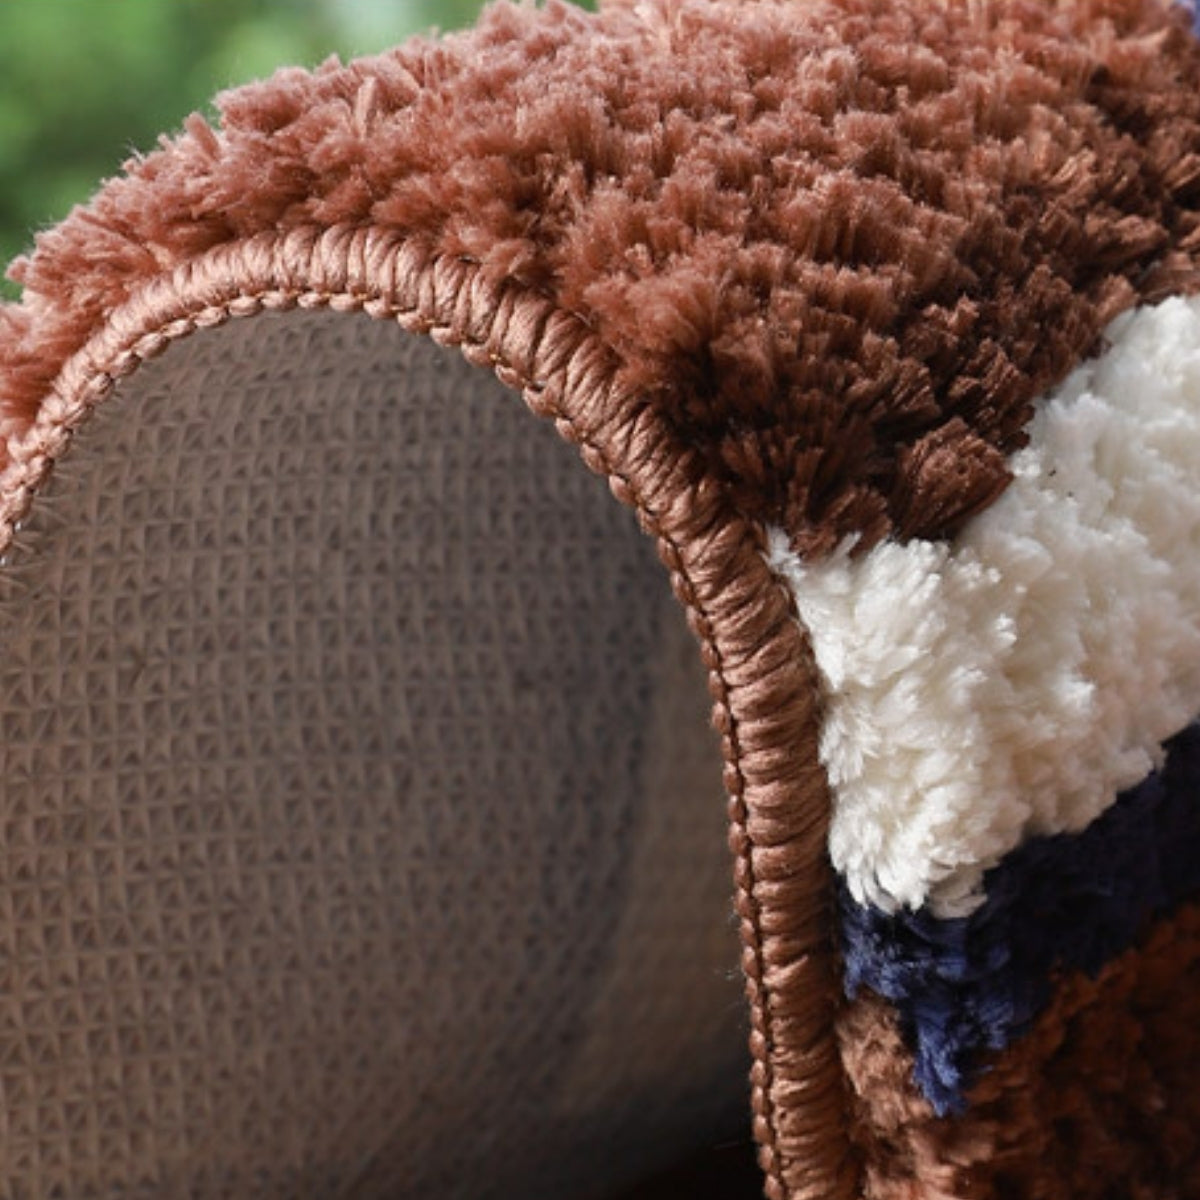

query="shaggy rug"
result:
[2,0,1199,1196]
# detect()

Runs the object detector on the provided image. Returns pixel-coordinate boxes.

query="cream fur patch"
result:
[769,295,1200,916]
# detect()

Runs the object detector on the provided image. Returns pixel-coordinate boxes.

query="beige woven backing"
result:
[0,311,747,1199]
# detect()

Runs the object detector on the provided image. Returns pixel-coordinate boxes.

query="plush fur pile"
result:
[841,903,1200,1200]
[841,721,1200,1113]
[3,0,1200,561]
[770,294,1200,914]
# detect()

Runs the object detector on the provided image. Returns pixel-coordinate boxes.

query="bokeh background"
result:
[0,0,594,297]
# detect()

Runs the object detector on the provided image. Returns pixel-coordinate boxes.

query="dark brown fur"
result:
[840,902,1200,1200]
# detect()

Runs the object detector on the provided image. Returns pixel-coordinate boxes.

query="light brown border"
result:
[0,225,856,1199]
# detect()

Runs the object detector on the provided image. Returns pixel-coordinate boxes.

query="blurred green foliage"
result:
[0,0,595,297]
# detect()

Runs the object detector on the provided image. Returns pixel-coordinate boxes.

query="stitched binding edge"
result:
[0,224,857,1200]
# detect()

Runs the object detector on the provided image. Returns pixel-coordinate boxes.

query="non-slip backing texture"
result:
[0,310,745,1199]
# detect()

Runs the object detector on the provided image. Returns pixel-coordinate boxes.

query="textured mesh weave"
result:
[0,311,746,1199]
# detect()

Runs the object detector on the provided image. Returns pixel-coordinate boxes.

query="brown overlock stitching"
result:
[0,225,858,1200]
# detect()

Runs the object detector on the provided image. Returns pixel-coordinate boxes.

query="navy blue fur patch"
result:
[839,721,1200,1115]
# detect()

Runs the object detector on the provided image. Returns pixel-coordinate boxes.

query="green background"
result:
[0,0,594,297]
